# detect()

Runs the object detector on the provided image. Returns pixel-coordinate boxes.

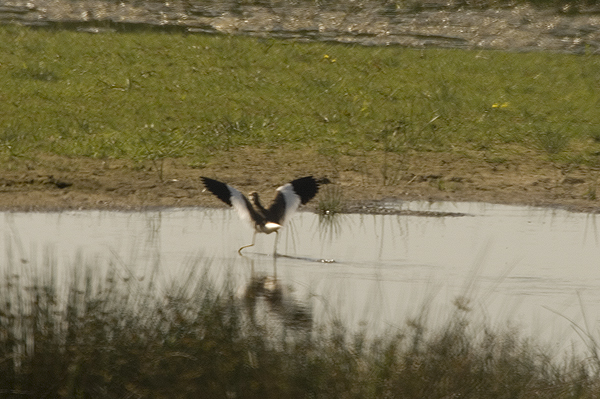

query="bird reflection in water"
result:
[240,256,312,330]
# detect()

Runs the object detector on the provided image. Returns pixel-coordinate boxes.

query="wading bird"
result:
[201,176,320,255]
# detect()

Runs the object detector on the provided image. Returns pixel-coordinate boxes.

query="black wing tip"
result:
[290,176,320,205]
[200,176,217,186]
[200,176,233,206]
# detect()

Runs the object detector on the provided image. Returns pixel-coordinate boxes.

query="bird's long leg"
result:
[238,231,257,255]
[273,231,280,257]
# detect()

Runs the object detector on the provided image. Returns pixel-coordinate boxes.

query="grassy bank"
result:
[1,262,599,398]
[1,25,600,171]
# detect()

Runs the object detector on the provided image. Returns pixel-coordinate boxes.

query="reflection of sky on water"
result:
[2,201,600,356]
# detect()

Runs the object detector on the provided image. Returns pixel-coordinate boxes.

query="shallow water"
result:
[2,201,600,355]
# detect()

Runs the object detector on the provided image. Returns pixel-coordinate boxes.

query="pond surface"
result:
[2,201,600,355]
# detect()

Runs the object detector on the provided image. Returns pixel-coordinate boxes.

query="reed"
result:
[0,257,599,398]
[318,184,345,216]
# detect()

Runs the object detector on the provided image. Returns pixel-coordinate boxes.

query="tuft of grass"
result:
[585,184,597,200]
[317,184,345,216]
[12,63,61,82]
[536,127,571,154]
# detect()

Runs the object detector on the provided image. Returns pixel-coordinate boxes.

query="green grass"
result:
[1,25,600,168]
[1,259,600,398]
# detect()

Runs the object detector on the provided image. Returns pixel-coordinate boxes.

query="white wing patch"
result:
[276,182,302,226]
[227,185,253,225]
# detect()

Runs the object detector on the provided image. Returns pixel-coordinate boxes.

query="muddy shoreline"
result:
[1,149,599,214]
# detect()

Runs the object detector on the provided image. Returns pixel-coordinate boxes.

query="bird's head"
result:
[249,191,260,204]
[249,191,268,215]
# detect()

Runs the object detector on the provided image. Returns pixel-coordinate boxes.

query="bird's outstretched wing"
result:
[268,176,319,226]
[201,177,259,225]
